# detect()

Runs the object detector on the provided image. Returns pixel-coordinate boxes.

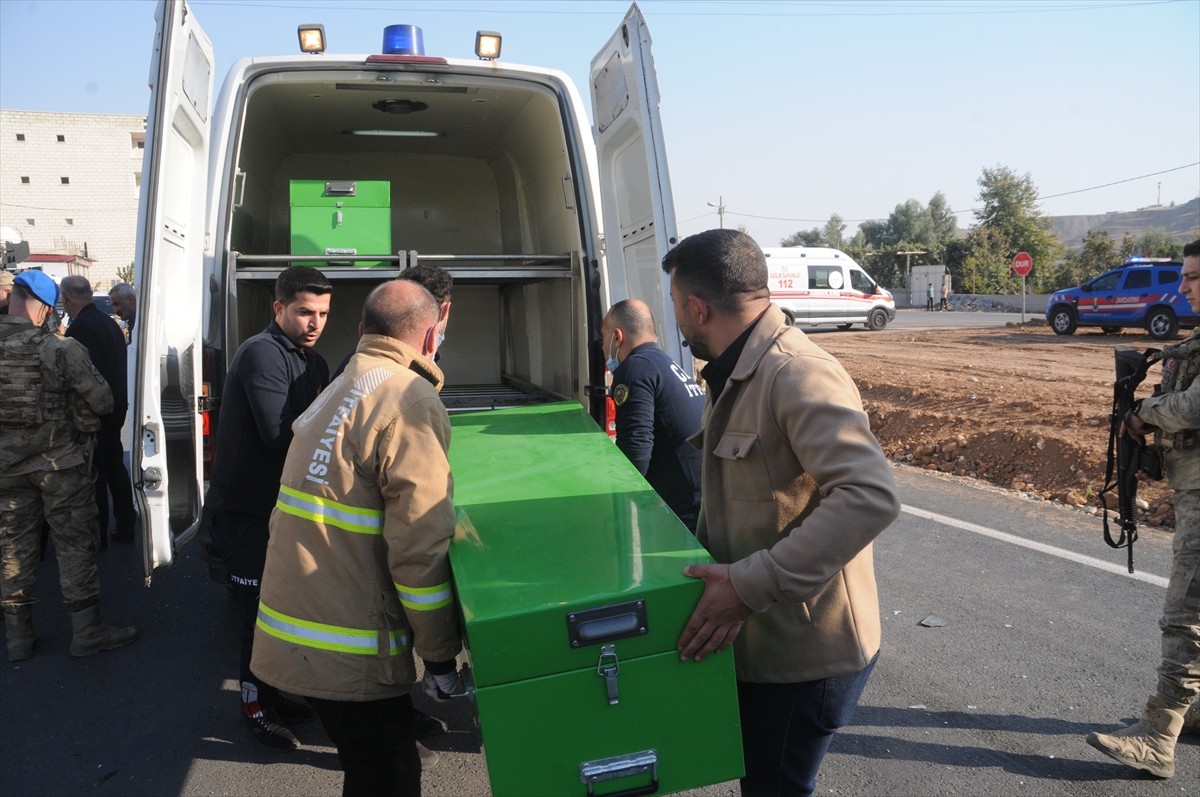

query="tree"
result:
[968,166,1064,293]
[822,214,846,249]
[928,192,958,243]
[780,228,824,247]
[116,262,135,284]
[1065,229,1118,289]
[1131,228,1181,259]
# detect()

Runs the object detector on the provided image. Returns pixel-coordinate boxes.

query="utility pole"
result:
[707,196,726,229]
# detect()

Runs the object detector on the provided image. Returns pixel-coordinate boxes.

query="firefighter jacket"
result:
[693,304,900,684]
[250,334,461,702]
[0,315,113,475]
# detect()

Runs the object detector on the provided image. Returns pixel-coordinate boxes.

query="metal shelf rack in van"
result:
[230,251,575,282]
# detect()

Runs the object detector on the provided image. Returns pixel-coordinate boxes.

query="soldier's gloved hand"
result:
[422,668,467,701]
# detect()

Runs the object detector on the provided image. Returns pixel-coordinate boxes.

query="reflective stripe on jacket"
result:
[250,334,461,702]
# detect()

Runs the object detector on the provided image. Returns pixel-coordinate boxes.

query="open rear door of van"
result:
[132,0,213,582]
[591,3,690,373]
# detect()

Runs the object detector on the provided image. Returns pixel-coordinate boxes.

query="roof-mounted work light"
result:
[383,24,425,56]
[297,24,326,54]
[475,31,502,60]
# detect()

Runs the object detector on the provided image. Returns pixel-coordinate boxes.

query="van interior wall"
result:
[231,81,581,257]
[231,276,574,400]
[228,79,584,402]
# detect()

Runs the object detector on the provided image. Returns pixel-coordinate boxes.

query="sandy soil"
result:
[813,321,1185,530]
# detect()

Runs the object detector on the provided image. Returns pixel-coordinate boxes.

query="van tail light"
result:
[200,349,218,481]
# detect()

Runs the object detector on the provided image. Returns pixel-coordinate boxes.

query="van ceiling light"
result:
[372,99,429,115]
[298,24,326,54]
[475,31,502,60]
[383,24,424,56]
[341,129,442,137]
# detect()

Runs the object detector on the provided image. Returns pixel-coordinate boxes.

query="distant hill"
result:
[1046,197,1199,250]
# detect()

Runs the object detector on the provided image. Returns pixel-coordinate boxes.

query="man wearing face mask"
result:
[601,298,704,532]
[252,279,463,796]
[332,266,452,380]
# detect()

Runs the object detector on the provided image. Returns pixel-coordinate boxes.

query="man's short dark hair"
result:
[1183,240,1200,259]
[399,265,453,304]
[276,266,333,304]
[608,299,656,338]
[661,229,769,313]
[362,282,438,339]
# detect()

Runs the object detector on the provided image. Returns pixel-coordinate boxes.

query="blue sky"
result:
[2,0,1197,246]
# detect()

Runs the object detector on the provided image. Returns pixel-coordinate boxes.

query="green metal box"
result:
[449,402,744,797]
[289,179,391,267]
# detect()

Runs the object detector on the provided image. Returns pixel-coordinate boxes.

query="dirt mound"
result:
[816,324,1179,530]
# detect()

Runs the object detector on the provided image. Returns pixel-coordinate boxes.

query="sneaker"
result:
[274,694,317,726]
[413,709,448,740]
[417,741,439,771]
[244,704,299,751]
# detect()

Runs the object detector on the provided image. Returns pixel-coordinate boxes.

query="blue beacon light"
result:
[382,25,425,56]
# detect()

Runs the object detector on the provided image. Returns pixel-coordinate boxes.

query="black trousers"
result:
[94,425,136,538]
[308,694,421,797]
[210,511,276,704]
[737,654,877,797]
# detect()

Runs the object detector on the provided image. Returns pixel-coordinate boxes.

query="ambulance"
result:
[762,246,895,331]
[132,0,686,578]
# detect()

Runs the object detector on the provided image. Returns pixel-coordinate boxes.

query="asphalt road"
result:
[1,463,1191,797]
[805,307,1035,335]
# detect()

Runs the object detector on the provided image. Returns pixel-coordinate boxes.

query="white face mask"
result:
[605,331,620,373]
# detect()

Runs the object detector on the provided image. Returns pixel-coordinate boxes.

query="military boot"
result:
[1086,696,1186,778]
[4,606,38,662]
[69,604,138,657]
[1183,700,1200,736]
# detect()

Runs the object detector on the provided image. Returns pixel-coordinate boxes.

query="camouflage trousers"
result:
[1155,488,1200,708]
[0,466,100,611]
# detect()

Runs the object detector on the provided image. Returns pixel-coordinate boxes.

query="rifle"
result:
[1099,346,1161,573]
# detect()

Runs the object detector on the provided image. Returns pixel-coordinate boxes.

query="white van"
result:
[762,246,895,331]
[132,0,683,577]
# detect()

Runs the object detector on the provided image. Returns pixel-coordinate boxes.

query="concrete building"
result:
[0,110,145,289]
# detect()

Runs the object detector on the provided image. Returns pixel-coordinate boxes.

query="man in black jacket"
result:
[601,298,704,531]
[205,266,332,751]
[62,276,135,548]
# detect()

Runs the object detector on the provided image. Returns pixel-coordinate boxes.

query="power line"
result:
[193,0,1182,18]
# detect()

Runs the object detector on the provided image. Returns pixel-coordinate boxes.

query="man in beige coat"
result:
[664,229,900,797]
[252,280,462,796]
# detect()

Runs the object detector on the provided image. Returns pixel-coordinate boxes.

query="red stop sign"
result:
[1012,251,1033,277]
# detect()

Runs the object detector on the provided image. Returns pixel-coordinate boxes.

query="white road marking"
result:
[900,504,1170,588]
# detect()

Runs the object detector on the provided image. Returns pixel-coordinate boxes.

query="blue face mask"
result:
[605,331,620,374]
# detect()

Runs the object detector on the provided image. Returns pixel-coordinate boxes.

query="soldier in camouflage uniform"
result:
[0,271,138,661]
[1087,239,1200,778]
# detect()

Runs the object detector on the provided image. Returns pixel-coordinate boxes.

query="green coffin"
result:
[449,402,744,797]
[289,179,391,267]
